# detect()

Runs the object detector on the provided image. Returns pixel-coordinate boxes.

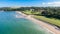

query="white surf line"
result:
[17,11,55,34]
[26,15,55,34]
[17,11,60,34]
[16,11,26,18]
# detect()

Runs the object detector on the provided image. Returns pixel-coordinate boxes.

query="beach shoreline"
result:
[17,11,60,34]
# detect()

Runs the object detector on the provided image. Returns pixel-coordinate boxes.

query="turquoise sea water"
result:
[0,11,52,34]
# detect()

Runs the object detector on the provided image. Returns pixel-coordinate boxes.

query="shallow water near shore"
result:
[0,11,52,34]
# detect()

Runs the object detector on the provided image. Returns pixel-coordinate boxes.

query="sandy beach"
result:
[17,11,60,34]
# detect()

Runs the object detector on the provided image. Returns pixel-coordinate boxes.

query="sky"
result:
[0,0,60,7]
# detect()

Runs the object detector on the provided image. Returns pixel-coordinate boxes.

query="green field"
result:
[23,10,32,15]
[23,10,40,15]
[23,11,60,26]
[34,16,60,26]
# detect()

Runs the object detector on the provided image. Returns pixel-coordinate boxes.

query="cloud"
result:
[42,2,60,7]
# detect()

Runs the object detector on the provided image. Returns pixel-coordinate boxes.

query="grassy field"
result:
[23,10,40,15]
[34,16,60,26]
[23,11,60,26]
[23,10,32,15]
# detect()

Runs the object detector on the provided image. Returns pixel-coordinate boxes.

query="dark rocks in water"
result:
[54,25,60,30]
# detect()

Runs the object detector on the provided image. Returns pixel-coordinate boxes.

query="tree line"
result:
[41,7,60,19]
[0,7,60,19]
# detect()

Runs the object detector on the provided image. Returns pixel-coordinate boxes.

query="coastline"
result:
[17,11,60,34]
